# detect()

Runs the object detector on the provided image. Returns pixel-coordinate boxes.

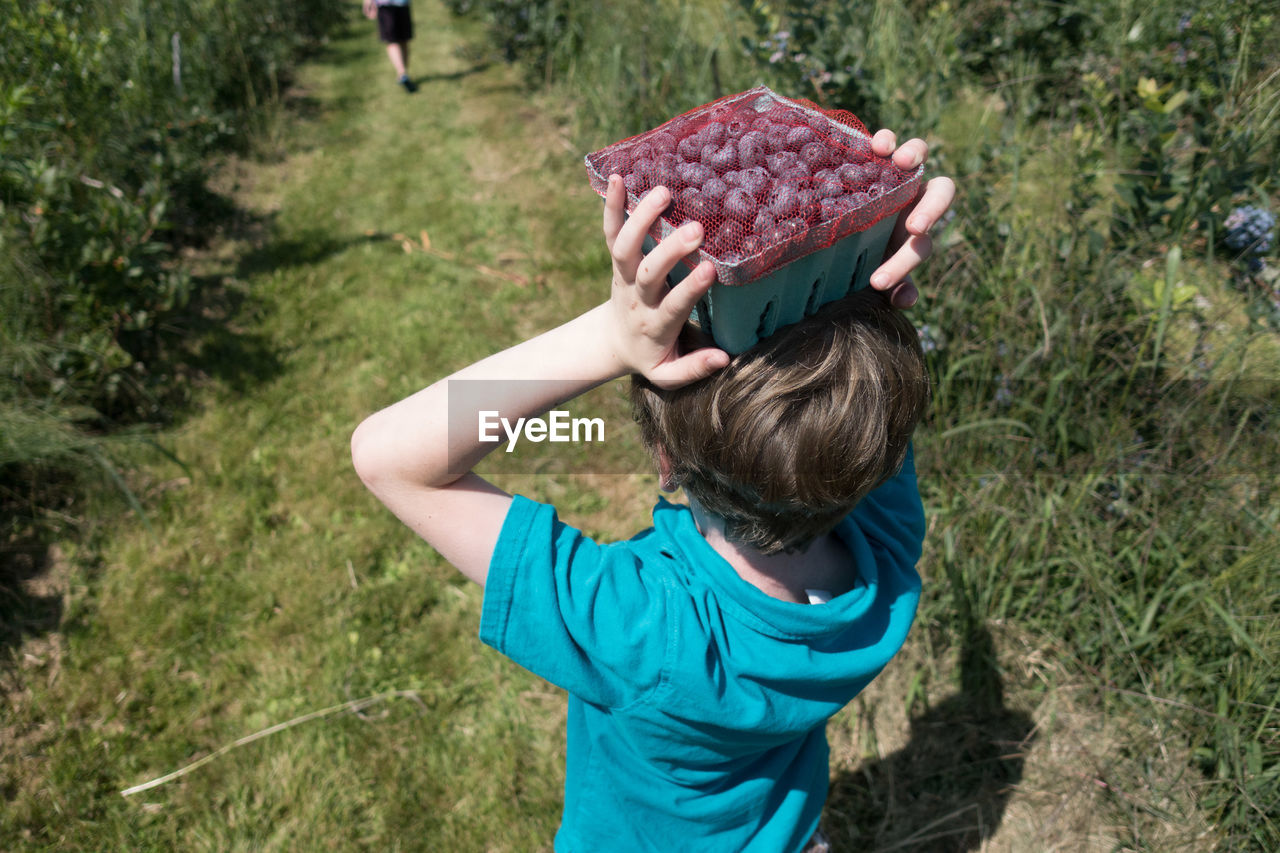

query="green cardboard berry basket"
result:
[647,216,898,354]
[586,86,921,354]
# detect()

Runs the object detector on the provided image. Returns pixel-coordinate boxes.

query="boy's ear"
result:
[657,445,676,492]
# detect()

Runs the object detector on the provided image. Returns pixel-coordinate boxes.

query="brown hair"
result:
[630,289,930,555]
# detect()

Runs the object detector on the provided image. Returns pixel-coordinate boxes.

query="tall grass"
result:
[443,0,759,140]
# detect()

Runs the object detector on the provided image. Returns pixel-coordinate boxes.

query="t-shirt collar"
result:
[651,497,881,639]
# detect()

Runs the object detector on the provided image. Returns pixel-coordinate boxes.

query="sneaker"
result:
[399,75,418,94]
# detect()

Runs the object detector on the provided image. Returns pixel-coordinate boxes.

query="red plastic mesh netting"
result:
[584,86,923,288]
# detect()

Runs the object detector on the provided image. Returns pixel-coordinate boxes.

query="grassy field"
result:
[3,1,1278,851]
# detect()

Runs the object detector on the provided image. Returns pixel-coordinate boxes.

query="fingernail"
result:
[910,217,928,234]
[870,272,889,288]
[681,221,702,239]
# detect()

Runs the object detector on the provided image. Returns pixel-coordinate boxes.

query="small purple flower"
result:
[993,375,1013,409]
[763,31,790,57]
[917,324,938,354]
[1224,205,1275,254]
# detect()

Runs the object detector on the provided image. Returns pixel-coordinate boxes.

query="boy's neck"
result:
[686,498,857,604]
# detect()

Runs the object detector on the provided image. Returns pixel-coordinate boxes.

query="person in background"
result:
[363,0,417,93]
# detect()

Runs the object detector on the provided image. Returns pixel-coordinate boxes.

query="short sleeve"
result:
[479,496,671,710]
[847,444,925,576]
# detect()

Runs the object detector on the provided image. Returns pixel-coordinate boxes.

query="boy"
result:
[363,0,417,93]
[352,132,954,851]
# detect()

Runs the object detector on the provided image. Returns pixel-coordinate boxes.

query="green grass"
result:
[3,1,1278,851]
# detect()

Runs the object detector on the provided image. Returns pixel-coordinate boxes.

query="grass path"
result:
[3,5,1224,850]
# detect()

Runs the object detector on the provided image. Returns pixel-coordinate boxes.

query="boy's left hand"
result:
[867,130,957,309]
[602,175,730,390]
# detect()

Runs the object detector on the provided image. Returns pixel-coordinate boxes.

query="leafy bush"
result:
[0,0,345,522]
[445,0,756,139]
[739,1,1279,251]
[442,0,575,66]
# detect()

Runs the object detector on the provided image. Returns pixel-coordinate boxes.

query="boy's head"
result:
[630,289,929,555]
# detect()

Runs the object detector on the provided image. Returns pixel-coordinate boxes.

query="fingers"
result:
[636,221,706,297]
[867,175,956,304]
[904,176,956,236]
[892,138,929,171]
[609,185,673,284]
[871,233,933,293]
[646,262,719,382]
[602,174,626,250]
[646,345,730,390]
[871,128,897,157]
[658,259,716,324]
[871,129,929,172]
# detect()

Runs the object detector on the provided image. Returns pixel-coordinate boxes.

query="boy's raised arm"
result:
[350,178,726,586]
[352,133,952,587]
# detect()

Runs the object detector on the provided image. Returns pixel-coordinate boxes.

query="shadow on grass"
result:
[149,219,397,401]
[172,226,403,394]
[412,61,494,86]
[824,625,1036,852]
[0,536,63,662]
[165,278,286,397]
[234,227,387,278]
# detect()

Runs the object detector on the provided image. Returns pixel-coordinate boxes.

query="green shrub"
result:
[0,0,345,521]
[445,0,756,140]
[739,0,1279,254]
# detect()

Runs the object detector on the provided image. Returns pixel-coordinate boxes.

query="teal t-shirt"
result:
[480,450,924,853]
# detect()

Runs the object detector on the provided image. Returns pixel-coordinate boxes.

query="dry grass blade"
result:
[120,690,426,797]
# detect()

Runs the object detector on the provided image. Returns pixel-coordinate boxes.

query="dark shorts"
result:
[377,5,413,43]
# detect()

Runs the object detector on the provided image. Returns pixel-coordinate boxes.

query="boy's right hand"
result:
[602,175,730,391]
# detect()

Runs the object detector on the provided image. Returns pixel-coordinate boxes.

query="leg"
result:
[385,43,407,79]
[387,41,417,92]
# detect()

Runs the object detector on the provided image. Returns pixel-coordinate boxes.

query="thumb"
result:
[646,348,730,391]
